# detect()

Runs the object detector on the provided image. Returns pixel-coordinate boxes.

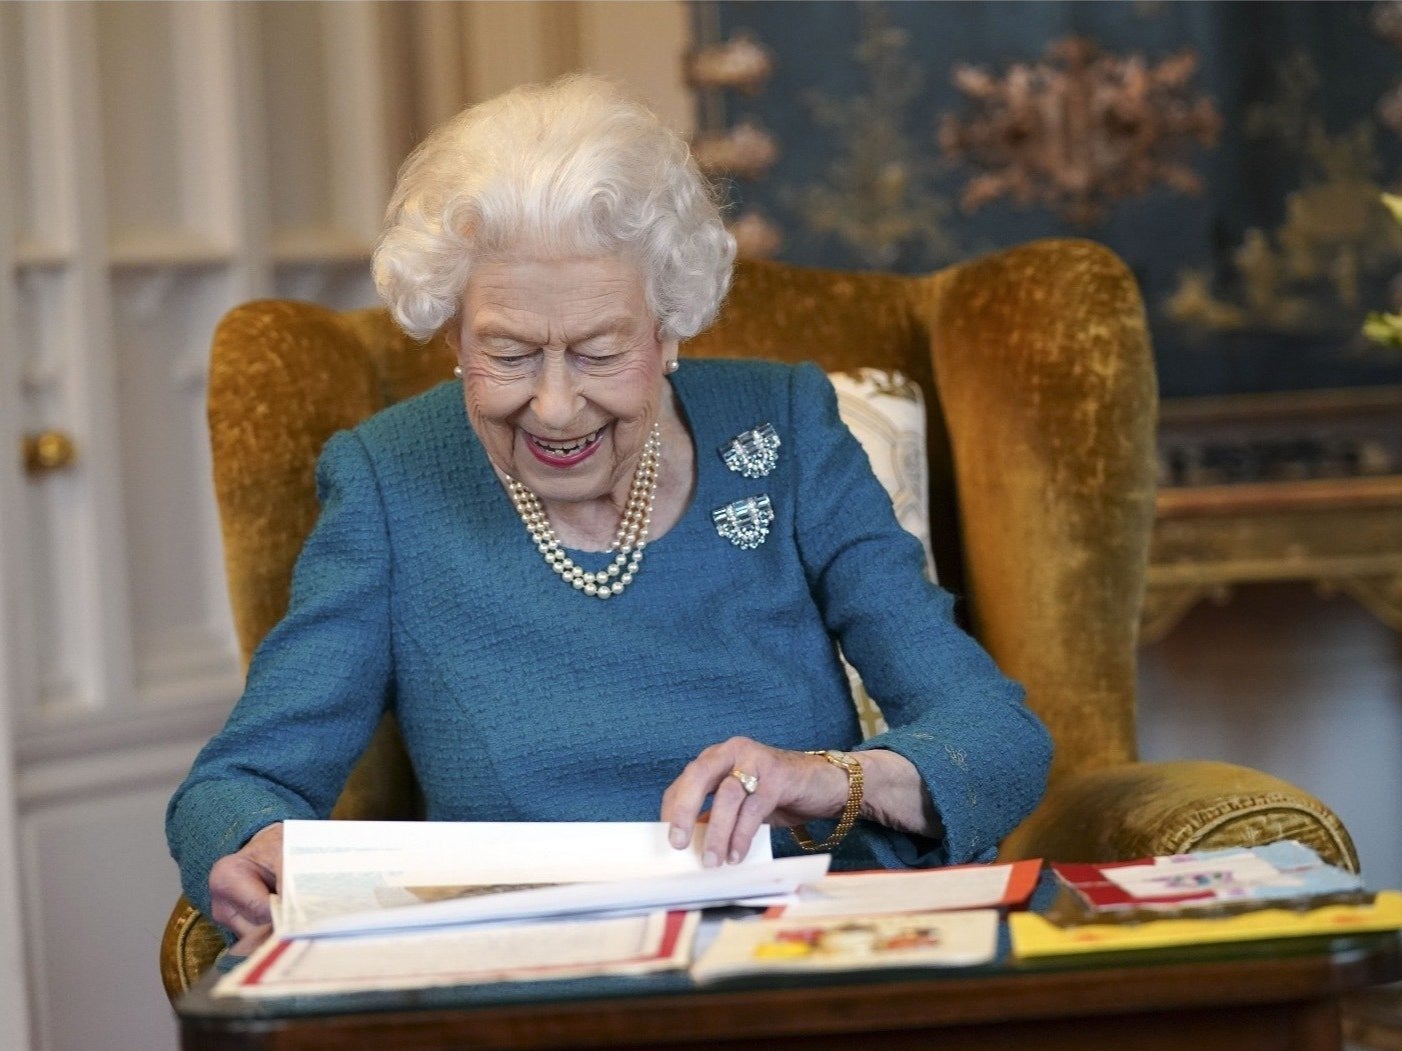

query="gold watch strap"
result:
[792,749,864,852]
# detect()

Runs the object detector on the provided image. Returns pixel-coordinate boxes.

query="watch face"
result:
[809,748,859,771]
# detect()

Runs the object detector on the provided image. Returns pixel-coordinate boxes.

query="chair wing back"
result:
[924,240,1156,782]
[210,298,455,662]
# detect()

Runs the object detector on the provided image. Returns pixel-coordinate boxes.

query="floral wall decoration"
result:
[690,0,1402,400]
[939,37,1222,225]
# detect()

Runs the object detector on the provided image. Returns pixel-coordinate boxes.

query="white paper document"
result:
[1102,853,1300,899]
[218,910,700,998]
[277,820,823,939]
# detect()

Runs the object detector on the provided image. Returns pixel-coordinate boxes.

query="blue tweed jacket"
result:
[167,360,1051,918]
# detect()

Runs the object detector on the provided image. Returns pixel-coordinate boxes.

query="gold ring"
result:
[730,768,759,795]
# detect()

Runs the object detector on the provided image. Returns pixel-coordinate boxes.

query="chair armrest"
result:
[160,896,226,1003]
[159,715,421,1004]
[999,760,1358,871]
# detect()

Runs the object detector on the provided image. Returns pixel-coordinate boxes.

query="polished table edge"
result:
[176,930,1402,1050]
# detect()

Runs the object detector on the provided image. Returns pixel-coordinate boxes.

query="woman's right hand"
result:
[208,822,283,954]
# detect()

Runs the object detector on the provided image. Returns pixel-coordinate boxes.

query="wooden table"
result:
[176,930,1402,1051]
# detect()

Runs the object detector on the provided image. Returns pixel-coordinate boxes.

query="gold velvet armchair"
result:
[160,239,1356,1002]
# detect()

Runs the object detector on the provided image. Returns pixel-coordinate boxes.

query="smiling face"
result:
[453,255,677,510]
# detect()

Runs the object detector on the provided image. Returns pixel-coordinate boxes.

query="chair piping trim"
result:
[173,911,200,993]
[1172,799,1356,872]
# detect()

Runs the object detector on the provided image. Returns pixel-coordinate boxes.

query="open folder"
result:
[276,819,829,938]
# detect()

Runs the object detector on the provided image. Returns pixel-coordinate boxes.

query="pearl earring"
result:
[665,360,680,375]
[453,365,463,379]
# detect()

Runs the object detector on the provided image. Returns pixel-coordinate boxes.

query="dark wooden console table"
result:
[176,929,1402,1051]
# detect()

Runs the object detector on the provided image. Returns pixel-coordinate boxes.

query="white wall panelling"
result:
[7,4,74,263]
[458,2,692,134]
[259,1,339,244]
[14,3,138,740]
[259,1,392,269]
[321,2,394,246]
[15,268,83,714]
[461,1,579,102]
[271,260,379,310]
[575,1,692,133]
[19,785,189,1051]
[3,3,448,1048]
[109,267,240,705]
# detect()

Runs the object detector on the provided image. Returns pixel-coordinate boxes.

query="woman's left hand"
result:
[660,737,851,867]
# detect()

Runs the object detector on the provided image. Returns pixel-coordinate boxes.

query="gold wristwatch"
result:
[792,749,864,852]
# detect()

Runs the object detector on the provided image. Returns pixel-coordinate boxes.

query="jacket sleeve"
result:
[165,429,395,919]
[788,363,1052,866]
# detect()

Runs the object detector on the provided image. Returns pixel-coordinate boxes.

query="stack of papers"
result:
[1047,841,1370,923]
[215,822,1044,998]
[767,859,1041,919]
[218,821,827,997]
[1011,841,1402,959]
[215,829,1402,990]
[688,859,1039,981]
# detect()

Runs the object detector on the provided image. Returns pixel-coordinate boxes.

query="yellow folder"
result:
[1009,890,1402,959]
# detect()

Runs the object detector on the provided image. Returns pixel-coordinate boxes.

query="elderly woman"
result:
[166,75,1052,950]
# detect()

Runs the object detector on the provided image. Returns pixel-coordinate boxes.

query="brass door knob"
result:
[23,431,77,475]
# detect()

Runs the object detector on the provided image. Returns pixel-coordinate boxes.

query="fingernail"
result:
[702,850,719,869]
[669,826,687,849]
[728,849,741,865]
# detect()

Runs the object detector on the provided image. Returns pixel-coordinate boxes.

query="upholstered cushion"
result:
[830,368,935,738]
[830,369,937,581]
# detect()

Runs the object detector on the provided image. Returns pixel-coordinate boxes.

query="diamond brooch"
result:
[720,423,780,479]
[712,494,774,549]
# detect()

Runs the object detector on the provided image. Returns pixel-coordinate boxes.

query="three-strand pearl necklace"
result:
[507,423,661,600]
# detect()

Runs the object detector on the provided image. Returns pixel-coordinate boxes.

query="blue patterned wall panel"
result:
[694,1,1402,398]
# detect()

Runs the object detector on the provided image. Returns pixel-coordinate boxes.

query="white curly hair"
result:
[373,74,736,343]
